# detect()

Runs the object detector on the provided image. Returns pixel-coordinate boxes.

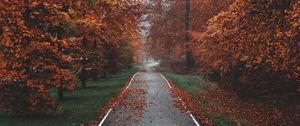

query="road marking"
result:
[98,108,112,126]
[190,114,201,126]
[159,73,201,126]
[122,72,140,95]
[159,73,172,88]
[98,72,139,126]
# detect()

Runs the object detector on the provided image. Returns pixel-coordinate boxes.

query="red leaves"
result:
[70,0,142,76]
[91,77,147,126]
[166,78,213,126]
[117,88,147,124]
[196,84,297,125]
[74,1,82,9]
[192,0,300,97]
[146,0,234,71]
[0,1,77,114]
[297,87,300,93]
[0,0,142,114]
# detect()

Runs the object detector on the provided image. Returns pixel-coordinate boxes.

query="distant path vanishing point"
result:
[100,62,199,126]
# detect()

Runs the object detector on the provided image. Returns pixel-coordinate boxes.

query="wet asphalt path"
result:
[102,62,196,126]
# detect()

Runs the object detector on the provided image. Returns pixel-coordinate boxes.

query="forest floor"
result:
[159,67,299,126]
[96,62,198,126]
[0,68,137,126]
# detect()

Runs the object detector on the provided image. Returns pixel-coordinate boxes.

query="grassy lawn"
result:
[159,67,206,92]
[159,67,238,126]
[0,68,137,126]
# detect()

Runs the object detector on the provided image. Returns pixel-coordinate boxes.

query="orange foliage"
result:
[196,84,298,125]
[170,83,214,126]
[192,0,300,97]
[0,0,143,114]
[146,0,233,71]
[0,0,76,113]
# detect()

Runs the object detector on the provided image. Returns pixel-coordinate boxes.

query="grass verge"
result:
[158,67,238,126]
[159,67,206,92]
[160,66,297,125]
[0,68,137,126]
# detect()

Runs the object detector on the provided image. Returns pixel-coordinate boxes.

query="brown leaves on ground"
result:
[90,77,147,126]
[166,75,299,126]
[196,84,298,126]
[166,78,214,126]
[89,79,131,126]
[115,87,147,125]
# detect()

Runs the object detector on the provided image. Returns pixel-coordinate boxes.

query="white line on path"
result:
[98,108,112,126]
[159,73,201,126]
[98,72,139,126]
[159,73,172,88]
[190,114,201,126]
[122,72,139,95]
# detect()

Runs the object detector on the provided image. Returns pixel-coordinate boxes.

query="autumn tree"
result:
[192,0,300,98]
[145,0,233,72]
[52,0,142,85]
[88,0,142,77]
[0,0,76,113]
[0,0,142,114]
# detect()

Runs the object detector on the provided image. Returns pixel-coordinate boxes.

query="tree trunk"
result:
[185,0,194,71]
[81,67,86,88]
[92,71,98,81]
[57,88,64,99]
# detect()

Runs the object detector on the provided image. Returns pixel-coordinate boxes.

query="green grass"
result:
[159,67,238,126]
[159,67,206,92]
[211,115,237,126]
[0,68,137,126]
